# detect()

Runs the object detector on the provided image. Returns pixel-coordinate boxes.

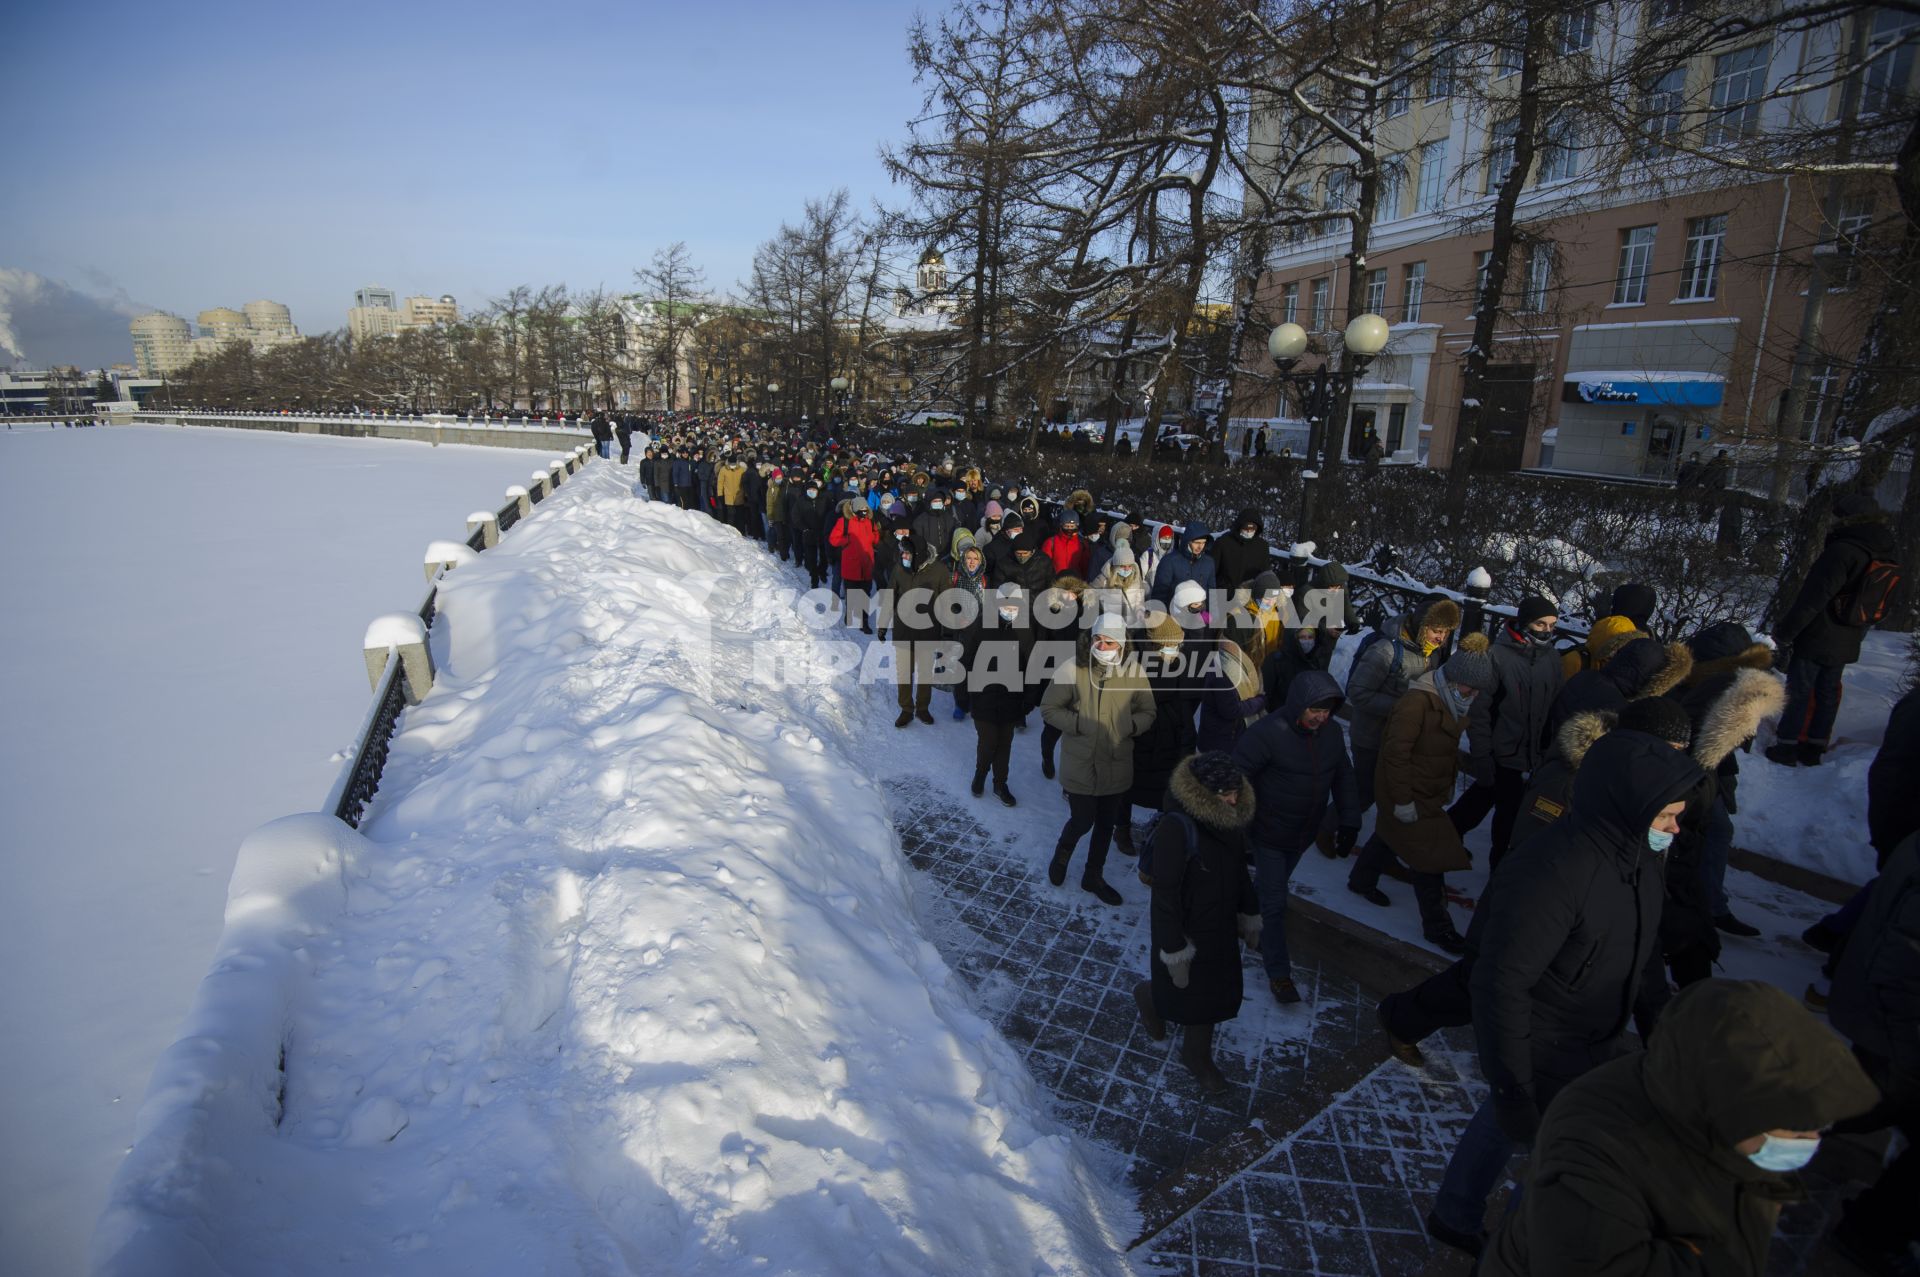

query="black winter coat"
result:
[1260,627,1338,711]
[1774,518,1898,667]
[999,537,1057,598]
[1129,657,1196,810]
[1210,507,1273,593]
[1470,731,1704,1097]
[1544,638,1670,743]
[1149,758,1259,1026]
[1469,627,1565,776]
[782,489,831,548]
[1829,832,1920,1108]
[1870,689,1920,862]
[1231,670,1360,854]
[960,615,1036,725]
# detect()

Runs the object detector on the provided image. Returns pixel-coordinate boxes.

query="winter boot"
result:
[1081,874,1122,907]
[994,784,1017,808]
[915,707,936,726]
[1425,1211,1486,1259]
[894,708,914,728]
[1115,821,1137,857]
[1269,977,1302,1005]
[1347,879,1390,907]
[1376,1002,1426,1068]
[1715,911,1762,938]
[1047,838,1073,887]
[1132,980,1167,1041]
[1041,747,1056,780]
[1797,741,1826,767]
[1764,741,1801,767]
[1423,924,1468,956]
[1179,1023,1229,1096]
[970,768,987,797]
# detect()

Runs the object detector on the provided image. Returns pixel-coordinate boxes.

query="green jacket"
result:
[1482,980,1878,1277]
[1040,633,1155,797]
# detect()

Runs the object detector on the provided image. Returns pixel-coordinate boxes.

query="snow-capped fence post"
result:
[528,470,550,502]
[466,510,499,549]
[363,613,433,704]
[1287,540,1316,594]
[547,458,568,486]
[1463,566,1493,637]
[506,484,531,518]
[423,540,478,582]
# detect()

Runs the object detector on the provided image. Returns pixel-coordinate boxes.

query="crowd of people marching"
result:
[617,411,1914,1276]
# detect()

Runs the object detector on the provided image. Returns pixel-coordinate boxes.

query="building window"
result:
[1539,113,1582,182]
[1803,362,1840,440]
[1708,44,1769,145]
[1640,67,1686,156]
[1323,171,1351,234]
[1403,261,1427,322]
[1615,225,1657,304]
[1387,43,1415,117]
[1365,268,1388,315]
[1379,154,1407,221]
[1417,138,1449,211]
[1485,116,1518,194]
[1496,40,1523,79]
[1310,277,1331,330]
[1523,243,1554,311]
[1833,198,1875,287]
[1679,214,1726,299]
[1282,282,1300,324]
[1556,6,1596,53]
[1647,0,1686,25]
[1472,249,1493,312]
[1862,9,1920,117]
[1426,46,1455,101]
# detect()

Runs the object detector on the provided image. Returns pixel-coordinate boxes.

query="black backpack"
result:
[1831,557,1903,628]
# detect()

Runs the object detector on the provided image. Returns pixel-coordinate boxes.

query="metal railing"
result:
[322,452,589,828]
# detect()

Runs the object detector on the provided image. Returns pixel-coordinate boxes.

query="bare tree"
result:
[635,243,707,410]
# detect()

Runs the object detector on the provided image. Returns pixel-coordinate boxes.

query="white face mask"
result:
[1297,634,1316,652]
[998,607,1020,622]
[931,502,943,511]
[1746,1134,1820,1172]
[1159,645,1181,657]
[1239,529,1256,540]
[1092,645,1121,666]
[1261,592,1280,610]
[805,489,818,498]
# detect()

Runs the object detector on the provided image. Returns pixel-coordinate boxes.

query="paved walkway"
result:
[882,771,1879,1276]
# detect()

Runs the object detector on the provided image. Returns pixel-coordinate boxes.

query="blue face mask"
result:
[1746,1133,1819,1172]
[1647,828,1676,854]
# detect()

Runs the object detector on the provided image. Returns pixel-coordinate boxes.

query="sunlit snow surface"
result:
[0,424,578,1276]
[96,460,1137,1275]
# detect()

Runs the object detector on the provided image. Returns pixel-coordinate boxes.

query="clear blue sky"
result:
[2,0,929,337]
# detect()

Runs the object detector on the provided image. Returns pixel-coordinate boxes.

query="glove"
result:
[1393,803,1419,824]
[1334,826,1360,857]
[1237,913,1263,952]
[1771,644,1791,672]
[1492,1083,1542,1146]
[1160,942,1196,989]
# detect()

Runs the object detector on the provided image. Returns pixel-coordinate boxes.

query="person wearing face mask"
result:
[911,490,957,558]
[763,468,789,560]
[1087,519,1129,581]
[1041,613,1156,906]
[1479,979,1878,1277]
[1041,512,1093,578]
[985,510,1026,581]
[1001,527,1057,600]
[1451,597,1567,872]
[1348,634,1495,952]
[1137,523,1176,588]
[781,475,831,589]
[1426,727,1705,1258]
[827,498,880,633]
[1150,519,1218,605]
[1210,508,1273,594]
[1089,541,1148,618]
[975,500,1006,559]
[961,585,1037,805]
[887,535,957,728]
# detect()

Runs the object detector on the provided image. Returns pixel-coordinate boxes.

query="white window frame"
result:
[1281,282,1299,324]
[1417,138,1449,211]
[1403,262,1427,322]
[1678,214,1726,300]
[1707,44,1769,146]
[1641,67,1686,156]
[1523,243,1553,312]
[1615,225,1657,305]
[1426,46,1455,101]
[1557,6,1596,54]
[1310,277,1331,330]
[1862,9,1920,117]
[1539,113,1582,182]
[1365,268,1388,315]
[1379,154,1407,221]
[1485,117,1518,194]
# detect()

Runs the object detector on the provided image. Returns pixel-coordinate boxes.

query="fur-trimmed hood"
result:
[1603,638,1694,700]
[1693,668,1788,770]
[1590,625,1650,667]
[1169,756,1256,831]
[1556,710,1616,769]
[1686,642,1774,687]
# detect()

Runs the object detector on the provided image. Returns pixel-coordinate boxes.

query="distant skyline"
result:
[0,0,931,367]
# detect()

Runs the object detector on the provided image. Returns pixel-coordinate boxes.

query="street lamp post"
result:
[829,375,851,432]
[1269,313,1390,541]
[767,382,780,419]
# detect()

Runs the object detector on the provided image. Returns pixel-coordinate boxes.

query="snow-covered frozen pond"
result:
[0,424,558,1276]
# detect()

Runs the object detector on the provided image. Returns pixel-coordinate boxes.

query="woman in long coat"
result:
[1132,752,1259,1095]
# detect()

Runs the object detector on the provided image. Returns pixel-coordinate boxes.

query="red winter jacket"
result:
[828,510,881,581]
[1041,532,1091,578]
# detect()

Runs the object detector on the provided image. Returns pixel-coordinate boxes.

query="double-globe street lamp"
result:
[829,376,851,431]
[1267,312,1390,541]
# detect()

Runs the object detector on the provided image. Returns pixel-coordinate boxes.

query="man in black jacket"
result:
[1231,670,1360,1004]
[1870,688,1920,864]
[1426,728,1703,1257]
[1211,507,1273,594]
[1767,493,1898,766]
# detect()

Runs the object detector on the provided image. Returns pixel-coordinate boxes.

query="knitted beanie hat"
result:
[1442,631,1495,692]
[1516,597,1558,627]
[1110,542,1137,568]
[1617,696,1693,748]
[1146,613,1185,646]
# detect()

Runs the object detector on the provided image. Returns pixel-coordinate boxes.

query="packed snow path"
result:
[98,464,1138,1275]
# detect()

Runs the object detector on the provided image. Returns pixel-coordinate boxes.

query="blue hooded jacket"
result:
[1151,519,1218,603]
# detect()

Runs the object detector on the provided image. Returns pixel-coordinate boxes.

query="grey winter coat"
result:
[1344,610,1447,751]
[1469,626,1566,775]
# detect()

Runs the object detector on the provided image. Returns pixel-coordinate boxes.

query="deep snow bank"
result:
[96,464,1137,1275]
